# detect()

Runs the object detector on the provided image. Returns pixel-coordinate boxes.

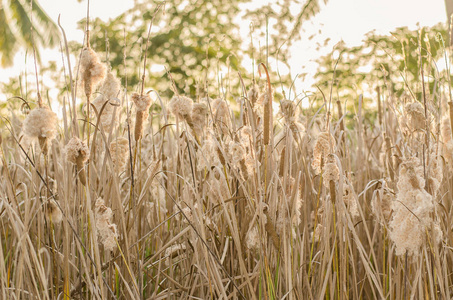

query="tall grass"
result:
[1,14,453,300]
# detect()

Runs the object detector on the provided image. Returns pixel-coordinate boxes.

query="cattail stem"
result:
[264,211,280,251]
[329,179,336,204]
[259,64,272,146]
[385,136,394,183]
[263,101,270,146]
[449,101,453,142]
[337,100,345,133]
[336,100,345,151]
[135,110,146,142]
[376,86,382,125]
[279,146,286,177]
[76,155,87,186]
[38,136,48,156]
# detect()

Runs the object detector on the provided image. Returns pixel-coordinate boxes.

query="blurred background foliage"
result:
[313,23,448,126]
[76,0,327,99]
[0,0,59,66]
[0,0,450,118]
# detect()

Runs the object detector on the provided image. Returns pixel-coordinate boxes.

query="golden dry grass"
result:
[1,19,453,300]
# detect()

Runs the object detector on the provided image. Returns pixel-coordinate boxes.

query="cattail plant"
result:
[247,82,259,107]
[312,131,336,174]
[211,98,231,136]
[131,92,152,141]
[280,99,296,123]
[45,200,63,224]
[22,105,58,155]
[246,226,260,250]
[371,182,394,226]
[95,198,118,252]
[441,117,453,167]
[405,101,426,131]
[191,103,208,137]
[168,95,193,122]
[92,71,121,133]
[79,47,106,100]
[389,157,442,256]
[322,154,339,188]
[65,137,90,185]
[109,137,129,173]
[342,176,359,218]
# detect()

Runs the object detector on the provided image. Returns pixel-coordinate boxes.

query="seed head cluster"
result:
[80,47,106,97]
[92,72,121,132]
[65,137,90,165]
[95,198,118,252]
[109,137,129,173]
[389,157,441,256]
[312,131,336,174]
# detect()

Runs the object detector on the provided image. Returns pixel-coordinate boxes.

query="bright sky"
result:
[0,0,448,97]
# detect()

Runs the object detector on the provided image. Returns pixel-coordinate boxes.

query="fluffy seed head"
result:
[371,187,394,225]
[322,154,339,187]
[246,226,260,250]
[65,137,90,164]
[169,95,193,120]
[397,157,425,191]
[428,155,443,195]
[405,102,425,130]
[212,98,231,134]
[92,72,122,132]
[191,103,208,136]
[132,92,152,112]
[110,138,129,173]
[80,47,106,96]
[389,156,441,256]
[313,224,324,242]
[45,200,63,224]
[95,198,118,252]
[343,180,359,218]
[312,131,336,174]
[22,106,58,141]
[280,99,296,122]
[228,141,246,166]
[92,95,119,132]
[248,84,260,105]
[99,72,121,100]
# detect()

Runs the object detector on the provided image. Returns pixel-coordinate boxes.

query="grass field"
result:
[1,11,453,300]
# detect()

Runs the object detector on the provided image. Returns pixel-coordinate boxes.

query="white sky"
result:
[0,0,448,97]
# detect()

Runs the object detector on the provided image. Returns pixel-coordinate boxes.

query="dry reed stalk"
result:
[329,180,336,204]
[385,136,395,182]
[132,92,152,142]
[264,210,280,251]
[65,137,89,186]
[449,101,453,141]
[279,146,286,177]
[5,16,453,300]
[336,100,345,147]
[135,110,147,142]
[376,86,382,125]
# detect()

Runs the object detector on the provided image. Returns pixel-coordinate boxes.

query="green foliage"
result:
[75,0,326,99]
[314,23,448,113]
[81,0,246,99]
[0,0,59,66]
[245,0,326,63]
